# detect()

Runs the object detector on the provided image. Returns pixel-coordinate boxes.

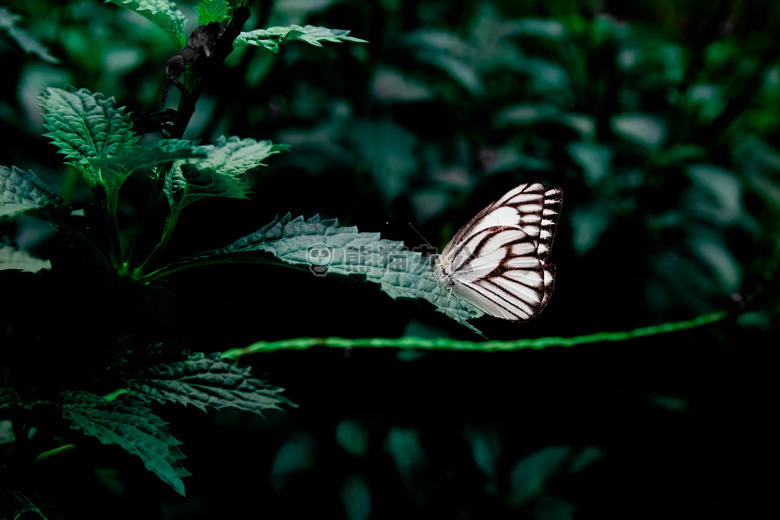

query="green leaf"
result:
[611,114,666,147]
[40,87,140,190]
[61,391,190,496]
[234,24,367,55]
[89,141,207,198]
[406,30,483,95]
[194,0,231,25]
[341,474,372,520]
[0,165,68,219]
[126,351,294,415]
[686,164,742,224]
[352,119,417,202]
[0,7,60,63]
[104,0,187,49]
[0,242,50,272]
[166,136,289,208]
[510,445,571,505]
[507,18,565,39]
[163,214,484,333]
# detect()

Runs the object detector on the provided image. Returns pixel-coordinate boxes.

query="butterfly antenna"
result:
[408,223,434,250]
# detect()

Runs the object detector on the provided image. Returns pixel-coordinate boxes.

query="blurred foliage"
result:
[1,0,777,518]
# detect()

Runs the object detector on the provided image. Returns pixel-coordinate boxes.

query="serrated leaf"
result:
[60,391,190,496]
[105,0,187,49]
[0,7,60,63]
[0,165,68,219]
[89,141,207,197]
[166,214,484,333]
[234,24,367,55]
[40,87,140,190]
[167,136,289,208]
[194,0,231,25]
[127,351,294,415]
[0,242,50,272]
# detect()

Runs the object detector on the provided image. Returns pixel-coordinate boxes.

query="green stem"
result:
[133,206,181,278]
[222,310,729,358]
[33,444,76,463]
[103,388,130,402]
[104,186,124,269]
[124,164,168,273]
[140,254,286,281]
[128,5,255,274]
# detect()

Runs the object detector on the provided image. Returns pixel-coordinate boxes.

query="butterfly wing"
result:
[440,183,563,321]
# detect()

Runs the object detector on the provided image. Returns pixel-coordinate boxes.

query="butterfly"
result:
[433,182,563,322]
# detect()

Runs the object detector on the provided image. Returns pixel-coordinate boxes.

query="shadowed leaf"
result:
[126,351,294,415]
[61,391,190,496]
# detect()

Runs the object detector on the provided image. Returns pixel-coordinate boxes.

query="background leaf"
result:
[0,7,59,63]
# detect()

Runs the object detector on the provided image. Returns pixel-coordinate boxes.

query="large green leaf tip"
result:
[61,391,190,496]
[126,351,295,415]
[235,24,367,55]
[0,165,68,219]
[40,86,140,190]
[105,0,186,49]
[168,214,484,333]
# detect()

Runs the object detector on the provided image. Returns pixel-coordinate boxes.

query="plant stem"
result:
[222,311,730,357]
[33,444,76,463]
[128,4,256,275]
[140,255,285,281]
[133,206,181,277]
[169,3,254,139]
[105,186,125,270]
[124,164,168,272]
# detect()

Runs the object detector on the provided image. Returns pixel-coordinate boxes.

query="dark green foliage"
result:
[1,0,777,519]
[1,0,367,510]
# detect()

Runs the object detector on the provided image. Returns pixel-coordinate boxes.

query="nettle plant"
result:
[0,0,487,504]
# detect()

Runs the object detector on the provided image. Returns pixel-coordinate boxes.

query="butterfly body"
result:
[433,183,563,322]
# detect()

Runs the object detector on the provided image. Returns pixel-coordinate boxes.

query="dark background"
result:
[1,0,776,518]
